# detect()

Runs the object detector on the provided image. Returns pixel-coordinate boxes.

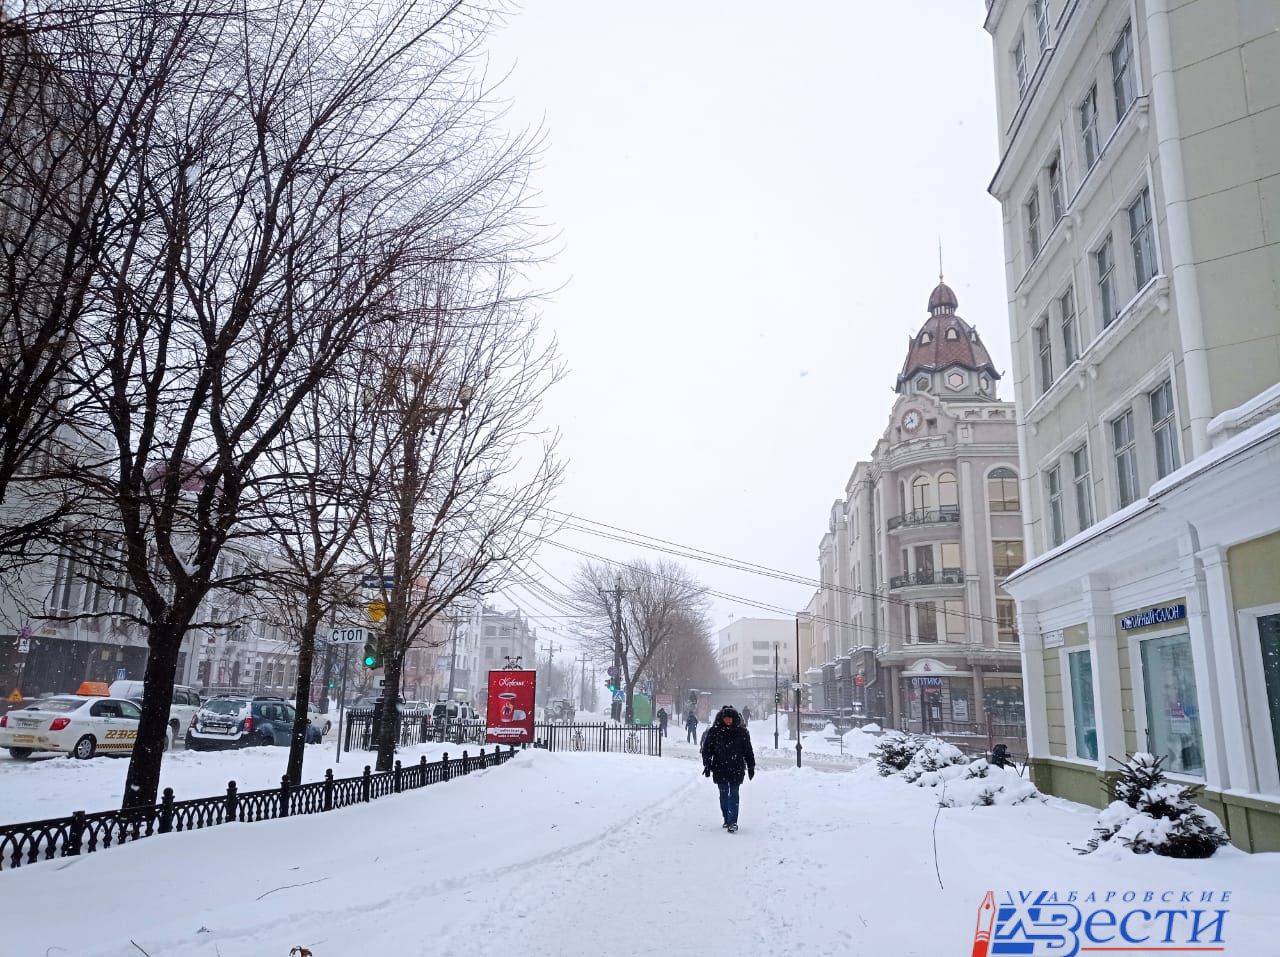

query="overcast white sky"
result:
[482,2,1011,653]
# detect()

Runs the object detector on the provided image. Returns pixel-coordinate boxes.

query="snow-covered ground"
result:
[3,747,1278,956]
[0,740,466,822]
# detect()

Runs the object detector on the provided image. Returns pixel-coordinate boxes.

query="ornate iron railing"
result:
[532,722,663,756]
[888,567,965,589]
[0,746,518,872]
[341,708,485,752]
[886,506,961,531]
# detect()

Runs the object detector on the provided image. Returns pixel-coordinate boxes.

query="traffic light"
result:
[774,691,781,705]
[605,676,618,693]
[362,635,382,669]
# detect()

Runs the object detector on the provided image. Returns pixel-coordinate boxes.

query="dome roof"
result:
[895,279,1000,393]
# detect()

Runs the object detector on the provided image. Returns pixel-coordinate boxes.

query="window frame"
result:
[1072,444,1094,530]
[1095,234,1118,329]
[1060,285,1079,366]
[1034,317,1054,393]
[1111,408,1140,508]
[1034,0,1051,52]
[1013,33,1029,98]
[996,598,1019,643]
[1047,152,1065,224]
[1046,464,1066,547]
[1149,378,1180,479]
[986,467,1021,514]
[1111,21,1136,121]
[1066,648,1099,762]
[944,599,967,641]
[1128,186,1157,289]
[992,540,1025,578]
[1130,629,1206,779]
[1025,189,1042,260]
[1079,85,1100,169]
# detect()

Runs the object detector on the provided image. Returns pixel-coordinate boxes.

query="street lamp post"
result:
[795,617,803,769]
[773,643,779,750]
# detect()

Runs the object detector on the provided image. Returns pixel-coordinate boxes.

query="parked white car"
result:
[307,702,332,736]
[0,695,143,759]
[109,680,202,747]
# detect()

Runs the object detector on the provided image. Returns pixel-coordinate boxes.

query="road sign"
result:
[368,601,386,622]
[330,626,368,645]
[362,574,395,589]
[116,667,127,681]
[612,689,624,702]
[377,677,386,688]
[16,637,30,654]
[606,666,618,678]
[791,682,802,692]
[7,689,21,704]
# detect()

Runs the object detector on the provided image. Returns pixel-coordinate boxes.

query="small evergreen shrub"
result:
[871,731,924,776]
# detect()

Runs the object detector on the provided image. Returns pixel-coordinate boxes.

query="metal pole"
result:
[335,644,349,764]
[795,618,803,769]
[773,643,779,750]
[446,614,459,704]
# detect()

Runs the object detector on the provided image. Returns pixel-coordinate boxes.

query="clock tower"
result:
[894,279,1001,400]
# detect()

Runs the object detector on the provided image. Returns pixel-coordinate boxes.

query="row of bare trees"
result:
[1,0,560,805]
[567,558,725,722]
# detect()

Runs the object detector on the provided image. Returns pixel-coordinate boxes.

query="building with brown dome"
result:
[803,279,1025,748]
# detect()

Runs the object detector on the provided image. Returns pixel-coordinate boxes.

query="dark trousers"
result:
[717,780,740,825]
[686,725,697,742]
[659,722,667,737]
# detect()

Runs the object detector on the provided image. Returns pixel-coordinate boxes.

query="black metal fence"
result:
[341,708,485,752]
[533,722,662,756]
[0,746,518,872]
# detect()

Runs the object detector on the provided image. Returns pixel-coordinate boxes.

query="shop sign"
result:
[911,676,944,688]
[1043,629,1065,649]
[1120,604,1186,631]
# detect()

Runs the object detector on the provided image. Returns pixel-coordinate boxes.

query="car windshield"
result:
[202,699,246,715]
[28,697,83,714]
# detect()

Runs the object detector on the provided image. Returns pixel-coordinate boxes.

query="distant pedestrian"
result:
[685,708,698,743]
[657,707,669,737]
[742,705,752,726]
[700,705,755,833]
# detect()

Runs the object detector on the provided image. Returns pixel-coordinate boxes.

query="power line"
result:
[540,506,1005,628]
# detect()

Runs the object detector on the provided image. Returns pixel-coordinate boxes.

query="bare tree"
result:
[356,268,563,771]
[568,558,711,723]
[12,0,546,809]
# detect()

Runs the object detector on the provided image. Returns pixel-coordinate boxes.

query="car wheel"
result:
[72,735,96,760]
[8,747,33,760]
[185,732,197,750]
[259,730,275,747]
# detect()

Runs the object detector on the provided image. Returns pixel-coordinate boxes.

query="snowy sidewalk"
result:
[4,749,1278,956]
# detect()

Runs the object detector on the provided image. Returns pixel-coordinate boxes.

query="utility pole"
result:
[577,653,590,710]
[600,578,627,722]
[773,642,779,750]
[795,617,803,769]
[541,639,561,704]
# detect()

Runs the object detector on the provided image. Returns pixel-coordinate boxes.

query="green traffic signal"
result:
[362,635,381,669]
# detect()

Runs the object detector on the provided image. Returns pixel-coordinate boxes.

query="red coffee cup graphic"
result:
[498,691,516,723]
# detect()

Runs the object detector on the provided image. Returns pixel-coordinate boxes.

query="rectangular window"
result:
[1034,0,1051,51]
[1112,409,1140,507]
[1150,378,1180,479]
[1034,318,1053,392]
[1046,465,1066,547]
[1096,235,1118,328]
[940,542,962,572]
[1025,191,1041,260]
[992,540,1025,577]
[944,600,966,641]
[1140,633,1205,776]
[1129,187,1157,288]
[1079,85,1100,168]
[1068,650,1099,761]
[1111,21,1135,119]
[1258,614,1280,772]
[54,551,77,612]
[916,603,938,643]
[997,599,1019,642]
[1072,444,1094,530]
[1060,286,1079,365]
[1048,154,1064,223]
[1013,35,1029,97]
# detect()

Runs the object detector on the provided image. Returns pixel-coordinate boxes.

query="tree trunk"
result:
[286,597,322,785]
[375,649,404,771]
[120,624,183,810]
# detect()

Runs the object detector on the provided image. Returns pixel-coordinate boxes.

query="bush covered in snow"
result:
[871,731,924,776]
[1080,753,1229,859]
[900,738,966,783]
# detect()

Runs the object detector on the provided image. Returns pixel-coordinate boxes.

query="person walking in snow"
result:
[685,708,698,743]
[742,705,752,726]
[657,707,669,737]
[700,705,755,833]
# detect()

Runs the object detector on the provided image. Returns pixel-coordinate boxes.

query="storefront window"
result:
[1259,614,1280,772]
[1068,650,1097,761]
[1139,634,1204,776]
[983,676,1025,726]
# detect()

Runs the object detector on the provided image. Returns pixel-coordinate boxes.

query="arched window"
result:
[945,326,959,341]
[937,471,958,509]
[920,331,933,345]
[911,475,931,513]
[987,467,1020,513]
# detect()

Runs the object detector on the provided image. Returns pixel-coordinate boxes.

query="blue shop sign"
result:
[1120,603,1186,631]
[911,676,945,688]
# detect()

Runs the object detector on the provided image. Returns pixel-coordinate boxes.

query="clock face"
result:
[902,410,922,433]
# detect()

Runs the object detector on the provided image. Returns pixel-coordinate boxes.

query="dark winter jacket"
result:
[657,709,668,727]
[685,711,698,729]
[700,705,755,785]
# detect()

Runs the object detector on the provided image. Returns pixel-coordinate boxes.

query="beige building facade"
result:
[985,0,1280,849]
[805,281,1025,743]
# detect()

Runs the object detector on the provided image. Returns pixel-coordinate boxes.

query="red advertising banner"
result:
[485,669,536,745]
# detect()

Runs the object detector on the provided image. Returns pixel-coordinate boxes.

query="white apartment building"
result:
[804,280,1025,744]
[985,0,1280,849]
[717,618,795,683]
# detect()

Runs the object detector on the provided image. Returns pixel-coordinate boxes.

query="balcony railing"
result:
[888,567,965,590]
[887,506,961,531]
